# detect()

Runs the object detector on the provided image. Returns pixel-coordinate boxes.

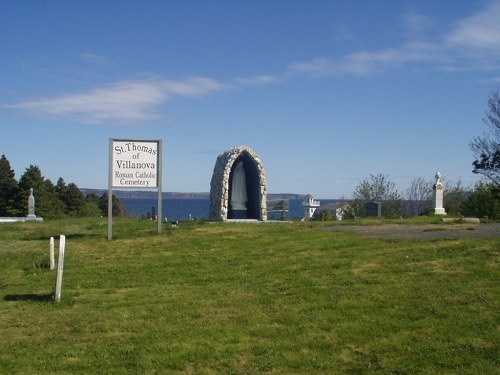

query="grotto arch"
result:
[209,145,267,221]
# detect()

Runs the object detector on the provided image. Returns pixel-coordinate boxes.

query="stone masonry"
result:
[209,145,267,221]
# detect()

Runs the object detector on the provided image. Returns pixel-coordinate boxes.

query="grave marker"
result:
[49,237,55,270]
[54,235,66,303]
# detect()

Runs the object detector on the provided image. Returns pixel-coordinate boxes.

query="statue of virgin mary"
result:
[230,161,247,215]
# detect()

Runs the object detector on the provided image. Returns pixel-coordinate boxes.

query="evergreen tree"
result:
[56,177,85,215]
[63,183,85,215]
[0,154,18,216]
[17,165,64,218]
[79,195,103,217]
[98,193,125,217]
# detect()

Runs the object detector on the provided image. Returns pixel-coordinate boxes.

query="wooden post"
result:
[54,235,66,303]
[49,237,55,270]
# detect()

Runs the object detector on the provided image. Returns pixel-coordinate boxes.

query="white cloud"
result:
[401,9,436,35]
[6,2,500,125]
[288,1,500,78]
[162,77,229,97]
[235,74,282,86]
[6,77,228,124]
[446,1,500,52]
[81,53,114,65]
[288,41,445,77]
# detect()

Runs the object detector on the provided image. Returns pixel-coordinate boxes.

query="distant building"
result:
[303,194,320,219]
[313,202,351,221]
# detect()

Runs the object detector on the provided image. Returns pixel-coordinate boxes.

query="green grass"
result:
[1,218,498,374]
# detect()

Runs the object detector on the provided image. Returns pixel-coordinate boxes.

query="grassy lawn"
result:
[0,218,498,374]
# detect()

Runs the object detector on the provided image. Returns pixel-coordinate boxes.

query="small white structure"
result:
[433,171,447,215]
[312,202,352,221]
[303,194,320,219]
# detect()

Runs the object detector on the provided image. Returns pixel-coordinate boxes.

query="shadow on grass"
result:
[22,233,99,241]
[4,293,53,303]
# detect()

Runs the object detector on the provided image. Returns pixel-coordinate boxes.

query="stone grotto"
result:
[209,145,267,221]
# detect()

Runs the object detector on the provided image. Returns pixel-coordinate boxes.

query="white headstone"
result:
[49,237,55,270]
[54,235,66,302]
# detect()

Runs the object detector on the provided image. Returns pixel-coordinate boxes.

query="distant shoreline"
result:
[81,188,306,200]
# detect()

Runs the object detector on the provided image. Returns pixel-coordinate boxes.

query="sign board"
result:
[111,140,159,188]
[108,139,163,239]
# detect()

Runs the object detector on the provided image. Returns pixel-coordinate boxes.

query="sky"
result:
[1,0,500,199]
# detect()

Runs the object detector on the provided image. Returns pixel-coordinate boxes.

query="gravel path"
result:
[320,223,500,240]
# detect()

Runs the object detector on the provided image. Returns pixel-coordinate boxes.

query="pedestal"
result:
[231,210,247,219]
[433,208,447,215]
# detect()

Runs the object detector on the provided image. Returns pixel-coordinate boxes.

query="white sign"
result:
[111,140,159,188]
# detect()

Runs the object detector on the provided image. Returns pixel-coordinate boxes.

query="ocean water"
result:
[121,198,340,220]
[122,198,210,220]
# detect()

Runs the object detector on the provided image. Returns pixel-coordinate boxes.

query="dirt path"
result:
[320,223,500,240]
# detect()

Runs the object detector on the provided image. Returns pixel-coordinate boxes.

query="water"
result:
[121,198,340,220]
[122,198,210,220]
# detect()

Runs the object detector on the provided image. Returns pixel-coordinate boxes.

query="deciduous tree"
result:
[353,173,403,218]
[405,177,432,217]
[471,89,500,186]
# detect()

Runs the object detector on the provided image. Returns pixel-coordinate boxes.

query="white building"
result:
[303,194,320,219]
[313,202,352,221]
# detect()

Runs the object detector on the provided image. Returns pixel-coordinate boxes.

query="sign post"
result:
[108,139,163,240]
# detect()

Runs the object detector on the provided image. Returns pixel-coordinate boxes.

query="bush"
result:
[462,182,500,220]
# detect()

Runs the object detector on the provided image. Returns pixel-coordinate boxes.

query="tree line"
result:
[2,89,499,221]
[0,156,124,219]
[337,173,499,220]
[318,89,500,221]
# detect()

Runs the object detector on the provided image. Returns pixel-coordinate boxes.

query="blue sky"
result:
[1,0,499,198]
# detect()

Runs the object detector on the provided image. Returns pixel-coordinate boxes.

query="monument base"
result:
[0,216,43,223]
[433,208,447,215]
[231,210,247,219]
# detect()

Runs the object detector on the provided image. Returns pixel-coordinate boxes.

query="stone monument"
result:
[27,188,37,220]
[432,172,446,215]
[209,145,267,221]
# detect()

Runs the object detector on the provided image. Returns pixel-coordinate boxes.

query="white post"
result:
[49,237,55,270]
[54,235,66,303]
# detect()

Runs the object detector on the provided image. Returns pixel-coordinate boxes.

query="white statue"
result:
[433,171,446,215]
[230,161,247,211]
[435,171,442,184]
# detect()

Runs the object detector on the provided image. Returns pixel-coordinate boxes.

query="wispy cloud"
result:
[81,53,114,65]
[288,41,446,77]
[445,1,500,52]
[401,9,437,36]
[6,77,228,124]
[235,74,282,86]
[289,1,500,77]
[5,2,500,125]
